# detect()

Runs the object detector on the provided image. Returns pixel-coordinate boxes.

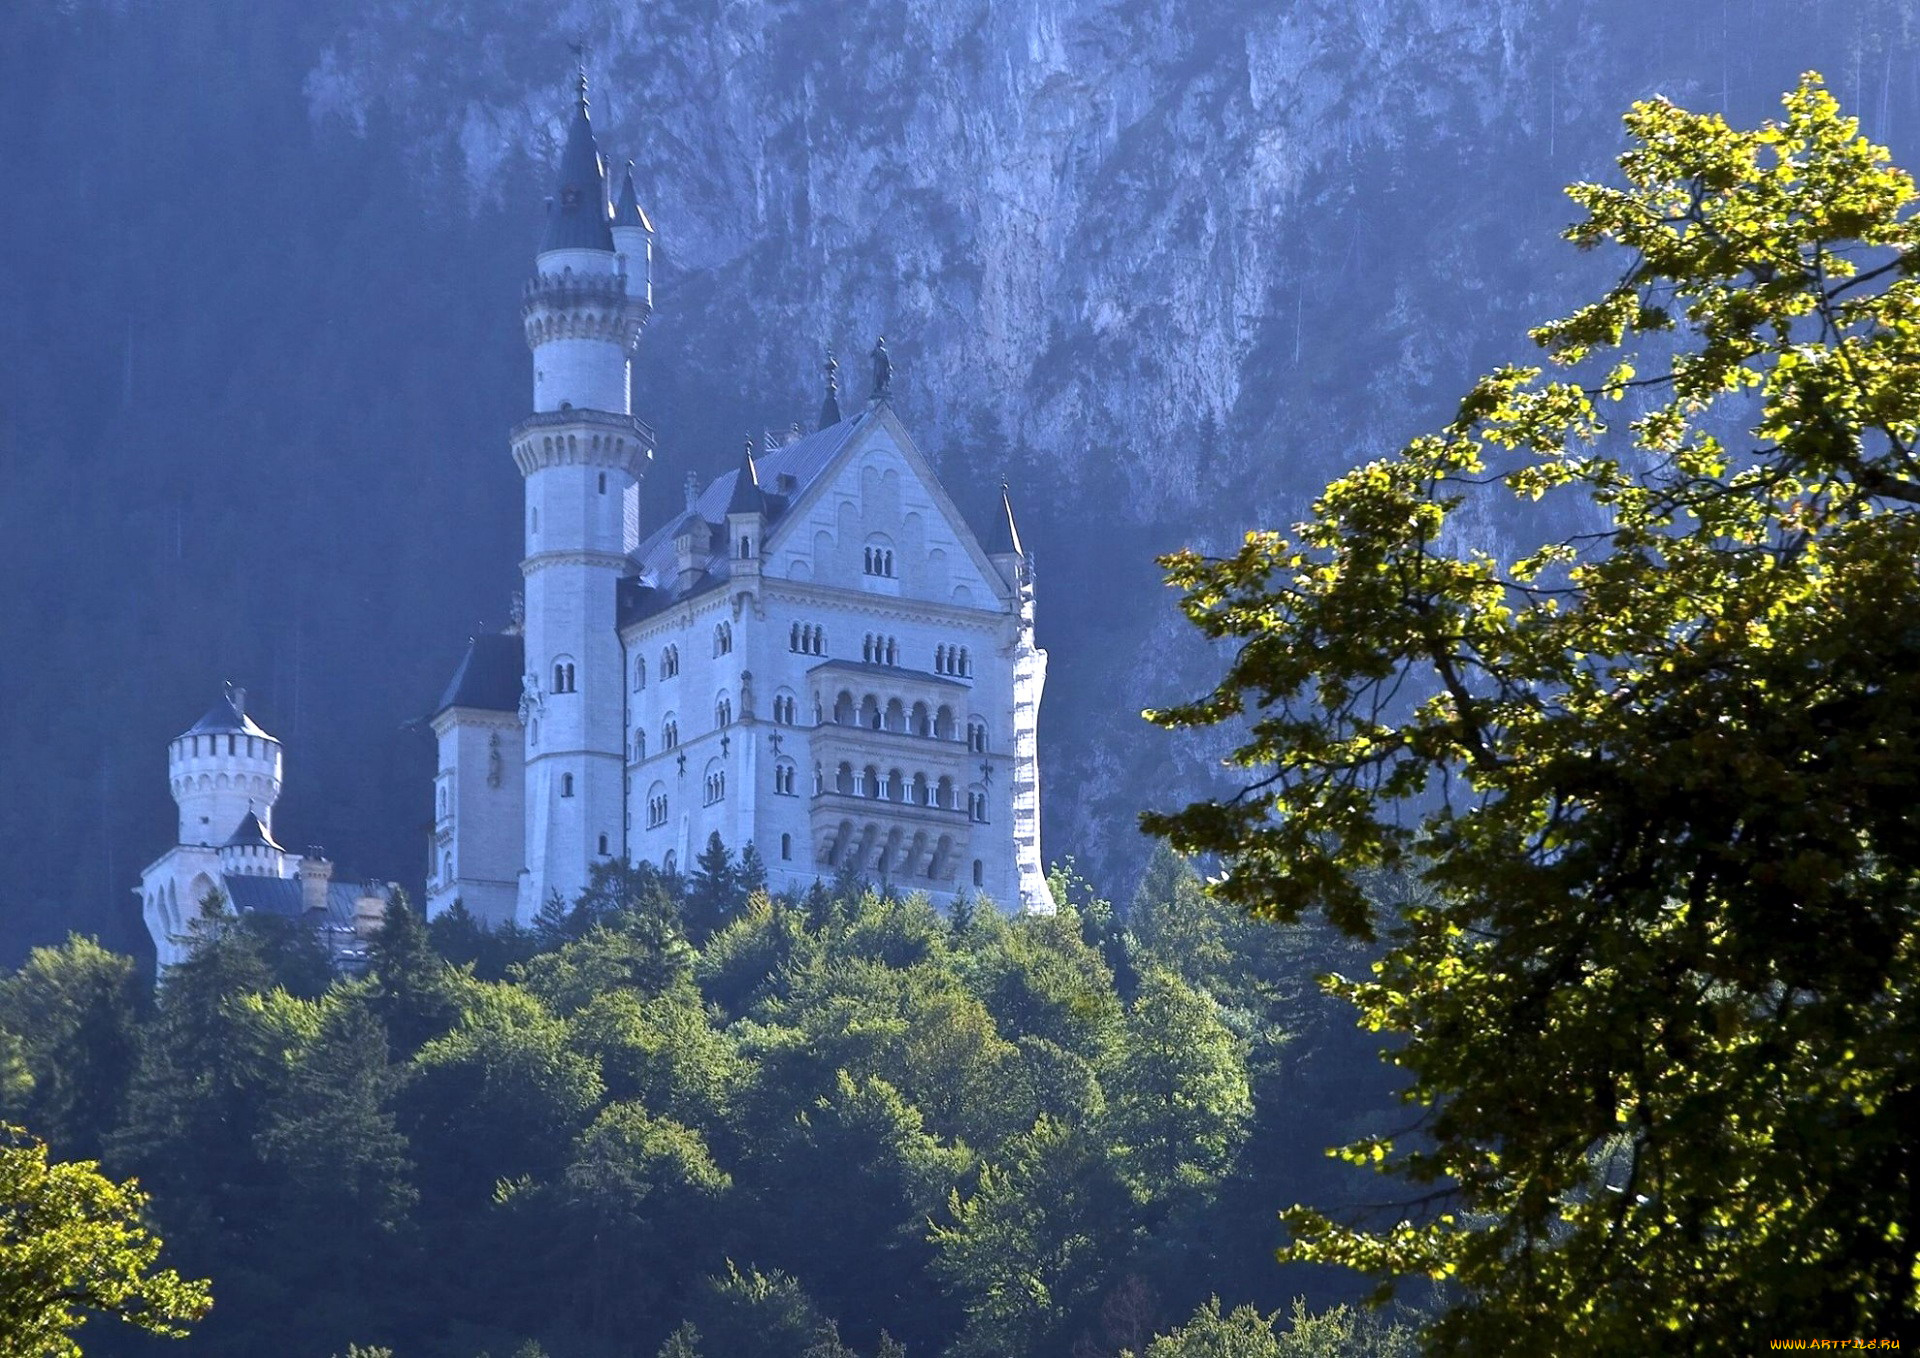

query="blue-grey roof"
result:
[435,634,524,717]
[225,811,283,851]
[183,688,271,739]
[989,485,1024,556]
[614,163,652,232]
[810,658,970,689]
[222,874,382,923]
[627,410,871,607]
[541,84,615,254]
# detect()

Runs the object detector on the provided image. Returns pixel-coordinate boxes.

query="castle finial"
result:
[683,470,700,512]
[869,336,891,403]
[569,39,590,111]
[818,345,843,428]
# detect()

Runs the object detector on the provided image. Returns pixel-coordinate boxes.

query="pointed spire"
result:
[870,335,892,402]
[682,470,701,513]
[614,160,653,232]
[540,60,615,254]
[819,346,842,428]
[727,436,765,516]
[989,480,1024,557]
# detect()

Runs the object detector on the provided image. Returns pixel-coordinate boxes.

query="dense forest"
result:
[0,849,1418,1357]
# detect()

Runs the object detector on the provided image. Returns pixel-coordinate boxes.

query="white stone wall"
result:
[428,708,525,926]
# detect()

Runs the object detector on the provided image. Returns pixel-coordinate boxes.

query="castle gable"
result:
[762,406,1007,610]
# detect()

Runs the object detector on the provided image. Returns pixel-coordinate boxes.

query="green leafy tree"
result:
[930,1114,1136,1358]
[1144,75,1920,1349]
[0,934,141,1156]
[0,1123,211,1356]
[1128,1296,1418,1358]
[1105,967,1253,1201]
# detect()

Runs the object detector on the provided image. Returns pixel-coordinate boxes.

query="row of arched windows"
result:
[826,761,983,816]
[715,696,732,728]
[704,768,726,804]
[552,659,577,694]
[934,644,972,677]
[646,791,668,827]
[790,622,826,655]
[773,693,797,724]
[826,690,983,747]
[863,543,896,577]
[774,762,797,795]
[863,633,900,666]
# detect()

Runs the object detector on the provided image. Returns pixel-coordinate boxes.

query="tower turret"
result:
[726,436,765,577]
[168,685,282,847]
[219,810,290,879]
[612,161,654,309]
[515,68,656,917]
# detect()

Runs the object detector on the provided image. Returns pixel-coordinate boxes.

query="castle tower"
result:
[515,70,655,915]
[168,684,283,847]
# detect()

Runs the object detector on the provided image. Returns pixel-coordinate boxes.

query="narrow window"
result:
[972,859,984,887]
[561,773,575,798]
[781,832,792,861]
[597,833,609,854]
[598,472,607,494]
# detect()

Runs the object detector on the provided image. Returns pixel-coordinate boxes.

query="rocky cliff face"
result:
[2,0,1915,953]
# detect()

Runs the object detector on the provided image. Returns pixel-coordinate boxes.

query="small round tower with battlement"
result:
[168,684,282,847]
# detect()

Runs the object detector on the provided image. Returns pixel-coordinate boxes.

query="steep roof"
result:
[625,409,872,613]
[988,484,1024,556]
[224,811,284,851]
[614,162,653,232]
[434,633,525,716]
[725,438,765,516]
[540,78,615,254]
[182,688,271,739]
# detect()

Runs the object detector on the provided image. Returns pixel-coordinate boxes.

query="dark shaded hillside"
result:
[5,0,1920,960]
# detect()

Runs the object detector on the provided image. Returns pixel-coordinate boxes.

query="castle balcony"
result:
[809,790,972,884]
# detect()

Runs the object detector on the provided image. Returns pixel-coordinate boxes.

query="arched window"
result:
[738,534,752,559]
[646,782,667,828]
[597,833,609,854]
[561,772,575,798]
[912,702,931,736]
[442,850,452,883]
[884,698,905,732]
[959,647,971,677]
[969,789,988,822]
[704,759,726,805]
[598,471,608,494]
[813,627,825,655]
[834,691,855,725]
[864,536,896,577]
[863,765,882,799]
[664,849,677,875]
[813,763,825,796]
[437,787,447,818]
[773,691,797,725]
[968,719,988,753]
[973,859,984,887]
[634,656,647,690]
[530,719,539,747]
[836,762,855,795]
[552,658,576,694]
[714,622,732,656]
[861,694,882,730]
[774,761,797,795]
[935,705,955,740]
[936,775,955,810]
[790,622,801,651]
[662,716,679,750]
[781,832,792,861]
[632,729,647,762]
[661,645,680,678]
[912,771,929,806]
[715,694,733,728]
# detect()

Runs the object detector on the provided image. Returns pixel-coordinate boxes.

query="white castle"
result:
[137,685,398,970]
[424,74,1054,926]
[136,72,1054,968]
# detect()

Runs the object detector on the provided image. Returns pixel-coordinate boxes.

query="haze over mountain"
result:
[3,0,1914,962]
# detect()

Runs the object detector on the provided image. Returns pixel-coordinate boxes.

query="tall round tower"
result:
[515,70,655,916]
[168,685,283,847]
